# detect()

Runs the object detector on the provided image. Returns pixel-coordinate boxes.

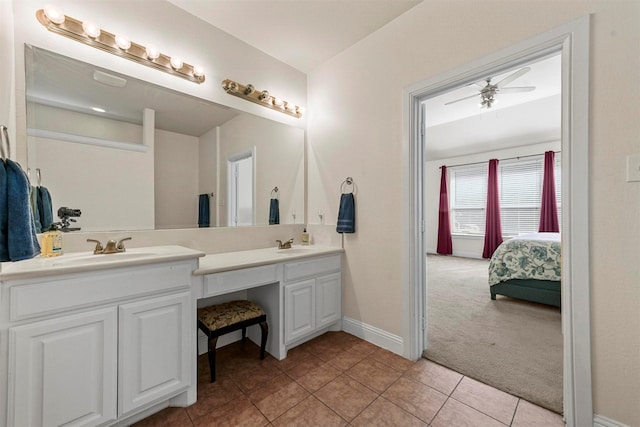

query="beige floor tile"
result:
[403,359,463,395]
[232,363,283,394]
[246,373,295,404]
[271,396,347,427]
[431,398,507,427]
[382,376,448,423]
[369,348,415,372]
[512,400,565,426]
[350,397,427,427]
[132,407,193,427]
[314,374,378,421]
[451,377,518,425]
[187,377,243,420]
[254,381,310,421]
[345,339,380,356]
[345,358,402,393]
[192,397,269,427]
[274,346,313,371]
[327,349,366,371]
[295,363,341,392]
[284,354,325,380]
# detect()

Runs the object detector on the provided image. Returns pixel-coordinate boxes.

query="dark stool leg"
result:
[259,321,268,360]
[208,335,219,383]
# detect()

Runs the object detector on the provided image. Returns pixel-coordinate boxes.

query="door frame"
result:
[402,16,591,426]
[227,148,256,226]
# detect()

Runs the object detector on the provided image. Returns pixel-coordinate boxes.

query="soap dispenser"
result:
[41,224,63,257]
[301,228,310,246]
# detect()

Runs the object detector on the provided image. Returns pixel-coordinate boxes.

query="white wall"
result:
[198,126,218,226]
[154,129,199,229]
[218,114,305,227]
[425,141,560,258]
[307,1,640,425]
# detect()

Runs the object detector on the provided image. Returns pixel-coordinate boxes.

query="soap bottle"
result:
[301,228,310,246]
[41,225,63,257]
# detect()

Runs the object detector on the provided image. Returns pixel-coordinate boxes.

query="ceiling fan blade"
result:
[496,66,531,88]
[444,93,480,105]
[498,86,536,93]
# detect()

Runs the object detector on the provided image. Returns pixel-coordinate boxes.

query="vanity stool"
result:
[197,300,268,382]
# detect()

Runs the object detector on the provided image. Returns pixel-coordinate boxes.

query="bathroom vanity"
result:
[0,244,343,427]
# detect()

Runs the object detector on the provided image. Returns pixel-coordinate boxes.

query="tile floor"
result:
[133,332,564,426]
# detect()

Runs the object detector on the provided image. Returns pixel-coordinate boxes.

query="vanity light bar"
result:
[36,8,205,84]
[221,79,304,118]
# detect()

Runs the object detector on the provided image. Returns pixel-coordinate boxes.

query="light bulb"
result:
[146,45,160,60]
[193,65,204,77]
[296,106,305,116]
[43,5,65,24]
[258,90,270,101]
[115,34,131,50]
[82,21,101,38]
[170,56,183,70]
[285,102,296,112]
[273,97,284,107]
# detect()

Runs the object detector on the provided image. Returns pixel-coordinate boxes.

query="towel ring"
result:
[0,125,10,161]
[271,187,279,198]
[340,177,356,194]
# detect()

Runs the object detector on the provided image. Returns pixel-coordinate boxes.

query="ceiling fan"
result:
[445,67,536,109]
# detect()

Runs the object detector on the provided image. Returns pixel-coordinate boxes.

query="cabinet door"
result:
[9,308,117,427]
[315,273,342,329]
[118,292,191,416]
[284,279,315,344]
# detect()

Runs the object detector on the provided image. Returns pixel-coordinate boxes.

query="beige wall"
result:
[218,114,305,227]
[0,0,15,148]
[198,126,218,226]
[154,129,199,229]
[307,1,639,424]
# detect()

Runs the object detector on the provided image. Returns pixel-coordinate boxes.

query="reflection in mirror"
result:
[25,45,304,232]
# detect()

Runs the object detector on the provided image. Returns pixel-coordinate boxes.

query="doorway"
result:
[402,17,591,426]
[227,150,255,227]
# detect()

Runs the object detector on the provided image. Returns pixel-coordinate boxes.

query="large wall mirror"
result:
[25,45,304,232]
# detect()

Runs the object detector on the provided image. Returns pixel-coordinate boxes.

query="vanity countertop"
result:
[195,245,344,275]
[0,245,205,281]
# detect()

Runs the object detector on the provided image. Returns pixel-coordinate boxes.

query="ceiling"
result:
[167,0,422,73]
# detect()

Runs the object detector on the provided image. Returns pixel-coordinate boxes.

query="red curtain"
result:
[437,166,453,255]
[539,151,559,232]
[482,159,503,259]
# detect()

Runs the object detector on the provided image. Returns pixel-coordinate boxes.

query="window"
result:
[449,154,561,236]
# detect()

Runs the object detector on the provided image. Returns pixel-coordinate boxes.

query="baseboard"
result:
[426,250,483,260]
[342,316,403,355]
[593,414,630,427]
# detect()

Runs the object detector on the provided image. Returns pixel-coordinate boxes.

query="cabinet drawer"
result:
[204,264,278,297]
[9,263,192,322]
[284,255,341,282]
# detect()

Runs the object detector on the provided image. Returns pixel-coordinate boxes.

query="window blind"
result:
[449,153,561,236]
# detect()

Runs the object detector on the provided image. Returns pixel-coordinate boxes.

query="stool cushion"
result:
[198,300,265,331]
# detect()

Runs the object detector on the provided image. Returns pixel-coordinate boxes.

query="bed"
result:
[488,232,561,307]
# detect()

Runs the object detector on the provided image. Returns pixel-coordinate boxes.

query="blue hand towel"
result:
[198,194,210,228]
[37,186,54,231]
[336,193,355,233]
[5,159,40,261]
[269,198,279,225]
[30,186,42,233]
[0,161,8,261]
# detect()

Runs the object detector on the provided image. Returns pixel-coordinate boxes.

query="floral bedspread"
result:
[488,233,561,286]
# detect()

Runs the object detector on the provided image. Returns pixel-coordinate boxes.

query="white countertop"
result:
[0,245,205,281]
[195,245,344,275]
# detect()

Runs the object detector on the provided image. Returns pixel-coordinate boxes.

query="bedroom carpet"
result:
[423,254,563,414]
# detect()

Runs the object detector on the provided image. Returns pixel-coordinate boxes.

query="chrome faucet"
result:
[276,238,294,249]
[87,237,132,254]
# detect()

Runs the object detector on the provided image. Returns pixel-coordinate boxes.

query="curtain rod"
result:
[439,150,560,169]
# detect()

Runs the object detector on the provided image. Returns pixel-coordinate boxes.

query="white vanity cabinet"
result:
[0,249,202,427]
[283,255,342,345]
[9,308,118,427]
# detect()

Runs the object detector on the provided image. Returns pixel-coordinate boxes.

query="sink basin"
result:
[275,248,315,255]
[50,252,155,267]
